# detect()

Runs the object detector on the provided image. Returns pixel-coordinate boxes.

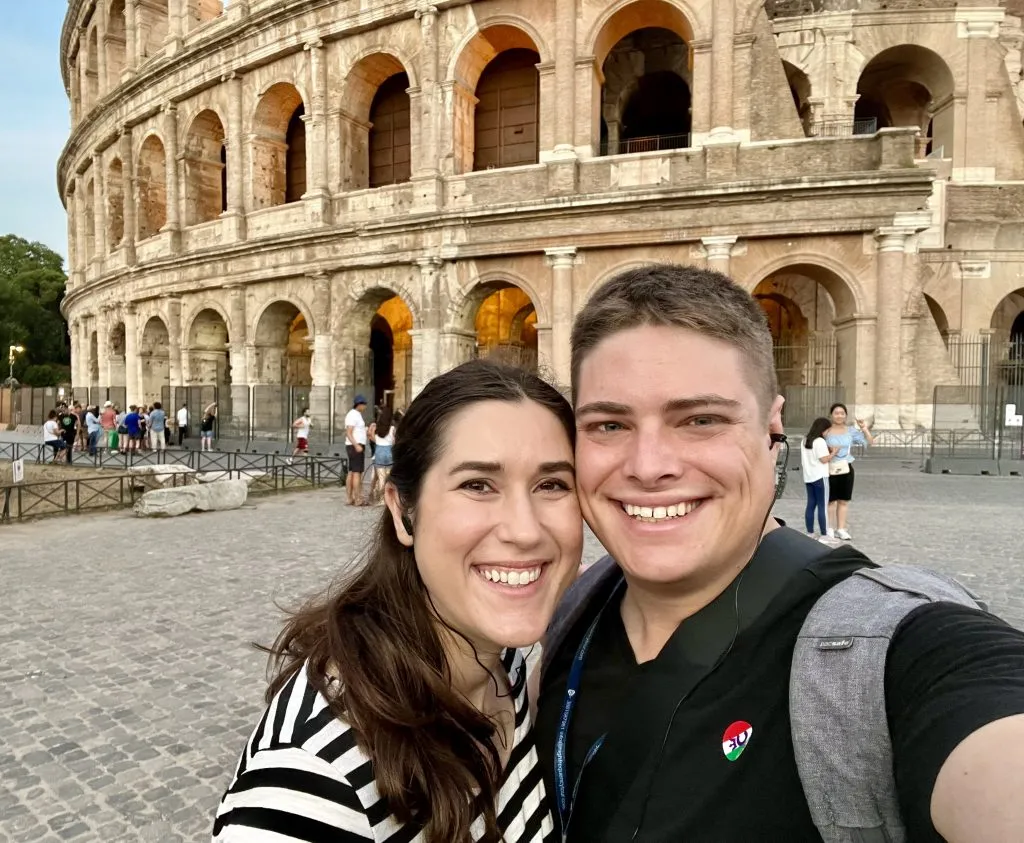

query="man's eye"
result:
[588,421,624,433]
[687,416,720,427]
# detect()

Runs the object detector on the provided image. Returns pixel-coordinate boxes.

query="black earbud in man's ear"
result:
[769,432,787,449]
[401,514,414,537]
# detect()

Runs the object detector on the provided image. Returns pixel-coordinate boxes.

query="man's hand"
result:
[355,445,363,453]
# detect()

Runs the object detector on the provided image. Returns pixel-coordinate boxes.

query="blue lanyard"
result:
[554,579,624,835]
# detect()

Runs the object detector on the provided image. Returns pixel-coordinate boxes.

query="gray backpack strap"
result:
[540,555,621,684]
[790,565,985,843]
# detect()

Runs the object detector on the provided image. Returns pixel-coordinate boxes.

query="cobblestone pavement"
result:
[0,463,1020,842]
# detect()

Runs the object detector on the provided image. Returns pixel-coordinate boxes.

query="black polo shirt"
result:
[536,534,1024,842]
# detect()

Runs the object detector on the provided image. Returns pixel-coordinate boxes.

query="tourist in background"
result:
[176,403,189,446]
[148,402,167,452]
[57,403,78,464]
[825,401,874,541]
[368,407,400,504]
[123,405,142,453]
[200,403,217,452]
[801,416,836,541]
[73,401,87,452]
[43,410,67,464]
[84,405,101,457]
[213,359,579,842]
[345,394,369,506]
[99,400,117,452]
[290,407,311,460]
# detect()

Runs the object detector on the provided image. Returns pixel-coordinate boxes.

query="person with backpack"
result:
[535,263,1024,843]
[801,416,836,541]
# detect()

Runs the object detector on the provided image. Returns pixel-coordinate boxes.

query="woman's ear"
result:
[384,483,414,547]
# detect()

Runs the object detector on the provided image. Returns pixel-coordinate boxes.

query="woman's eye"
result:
[459,479,493,493]
[536,478,572,493]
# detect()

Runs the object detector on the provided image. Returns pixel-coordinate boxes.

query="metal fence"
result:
[0,451,348,525]
[774,336,844,430]
[809,117,878,137]
[930,383,1024,461]
[600,133,691,156]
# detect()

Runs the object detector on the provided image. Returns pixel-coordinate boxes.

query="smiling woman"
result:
[213,358,582,843]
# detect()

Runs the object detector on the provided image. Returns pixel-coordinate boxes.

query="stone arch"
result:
[587,0,700,68]
[140,315,170,403]
[340,52,414,190]
[106,0,127,90]
[107,157,125,249]
[782,60,812,138]
[253,299,313,385]
[991,287,1024,344]
[923,293,950,340]
[600,26,692,155]
[186,306,231,385]
[449,270,550,327]
[85,26,100,110]
[338,286,418,409]
[449,19,552,89]
[454,278,540,372]
[748,259,860,426]
[137,133,167,240]
[855,45,956,157]
[252,82,306,208]
[183,108,227,226]
[137,0,170,62]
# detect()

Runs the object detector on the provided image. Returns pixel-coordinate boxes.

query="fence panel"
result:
[252,385,291,441]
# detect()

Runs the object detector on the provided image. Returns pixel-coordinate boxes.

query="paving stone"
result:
[1,470,1020,841]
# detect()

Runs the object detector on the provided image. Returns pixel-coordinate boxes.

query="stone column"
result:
[957,19,998,177]
[124,305,141,402]
[874,228,908,428]
[125,0,138,74]
[702,235,738,276]
[546,247,577,386]
[414,4,439,176]
[711,1,736,134]
[70,52,82,125]
[689,39,713,140]
[167,296,183,388]
[92,153,107,261]
[413,257,443,396]
[162,103,182,251]
[69,320,82,387]
[119,127,137,265]
[303,39,331,223]
[223,71,246,241]
[227,284,248,384]
[166,0,185,51]
[74,174,89,273]
[310,272,333,387]
[553,0,577,157]
[95,3,108,101]
[79,31,90,114]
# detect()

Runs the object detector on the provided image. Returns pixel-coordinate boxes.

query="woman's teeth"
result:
[480,567,542,587]
[622,500,702,522]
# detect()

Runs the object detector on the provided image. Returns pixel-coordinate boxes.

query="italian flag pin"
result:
[722,720,753,762]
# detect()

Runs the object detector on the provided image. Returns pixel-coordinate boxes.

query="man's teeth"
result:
[622,500,702,521]
[481,567,542,587]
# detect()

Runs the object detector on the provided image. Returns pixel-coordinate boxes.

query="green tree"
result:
[0,235,69,386]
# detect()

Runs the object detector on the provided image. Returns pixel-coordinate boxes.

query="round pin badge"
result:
[722,720,753,762]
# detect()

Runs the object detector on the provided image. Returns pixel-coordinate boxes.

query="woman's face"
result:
[831,405,847,426]
[388,399,583,654]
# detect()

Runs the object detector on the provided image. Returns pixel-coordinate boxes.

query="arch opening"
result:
[140,316,170,404]
[923,293,950,346]
[371,296,414,408]
[85,27,100,110]
[254,301,312,386]
[369,72,412,188]
[187,308,230,386]
[600,26,692,155]
[753,265,857,428]
[473,48,540,171]
[107,158,125,249]
[855,45,955,157]
[184,109,226,226]
[252,83,306,208]
[471,284,538,372]
[137,136,167,240]
[106,0,126,90]
[991,288,1024,385]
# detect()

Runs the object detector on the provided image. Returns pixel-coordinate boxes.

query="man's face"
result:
[574,325,784,595]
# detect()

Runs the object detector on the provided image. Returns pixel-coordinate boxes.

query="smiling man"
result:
[536,263,1024,842]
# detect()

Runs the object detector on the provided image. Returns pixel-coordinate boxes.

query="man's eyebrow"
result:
[575,401,631,417]
[449,461,502,474]
[662,395,742,413]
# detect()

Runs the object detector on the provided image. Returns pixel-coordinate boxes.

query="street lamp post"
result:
[8,344,25,383]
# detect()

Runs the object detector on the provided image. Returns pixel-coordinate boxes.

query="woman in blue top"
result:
[824,401,874,541]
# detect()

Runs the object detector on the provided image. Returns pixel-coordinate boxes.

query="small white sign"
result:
[12,458,24,484]
[1006,403,1023,428]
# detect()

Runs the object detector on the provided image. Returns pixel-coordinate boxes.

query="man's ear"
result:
[384,483,414,547]
[768,394,785,440]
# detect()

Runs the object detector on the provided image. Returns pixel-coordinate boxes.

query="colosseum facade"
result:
[58,0,1024,439]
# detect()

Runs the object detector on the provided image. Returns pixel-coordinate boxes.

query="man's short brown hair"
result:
[570,263,779,411]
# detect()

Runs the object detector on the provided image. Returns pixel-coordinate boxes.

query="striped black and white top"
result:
[212,648,557,842]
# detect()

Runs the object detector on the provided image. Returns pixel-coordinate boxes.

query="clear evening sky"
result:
[0,4,71,261]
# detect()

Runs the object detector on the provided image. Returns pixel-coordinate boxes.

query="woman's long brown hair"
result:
[261,359,576,843]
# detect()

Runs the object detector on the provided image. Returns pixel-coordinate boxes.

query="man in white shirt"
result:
[176,404,189,446]
[344,395,368,506]
[291,408,312,459]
